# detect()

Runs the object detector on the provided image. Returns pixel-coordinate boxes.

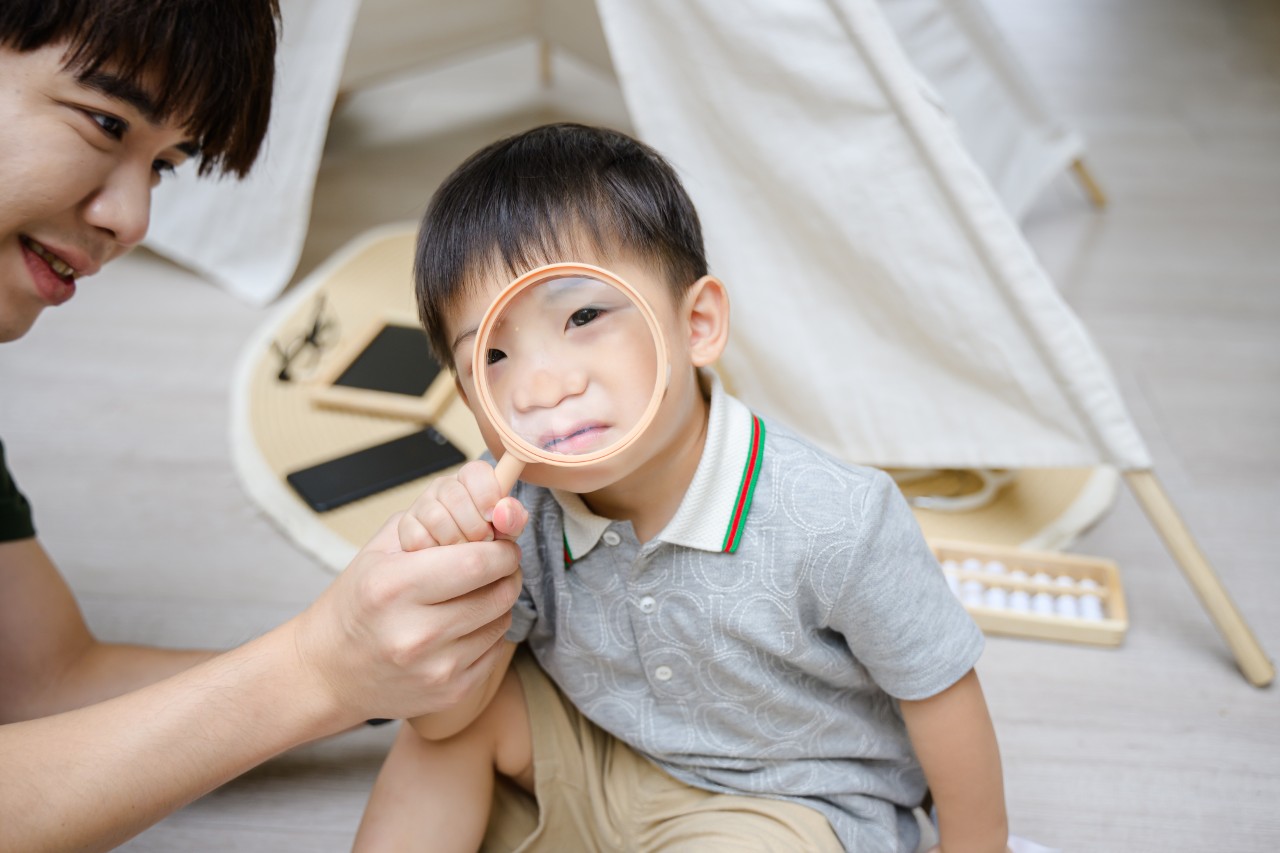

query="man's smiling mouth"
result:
[22,237,76,280]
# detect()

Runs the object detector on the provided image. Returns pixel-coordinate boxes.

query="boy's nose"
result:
[511,365,588,411]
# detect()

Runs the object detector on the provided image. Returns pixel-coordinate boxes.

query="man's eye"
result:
[486,348,507,365]
[568,307,601,328]
[152,159,177,179]
[88,111,128,140]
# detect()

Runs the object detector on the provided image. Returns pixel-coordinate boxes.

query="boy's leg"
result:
[481,647,623,852]
[355,667,533,853]
[627,751,844,853]
[636,791,844,852]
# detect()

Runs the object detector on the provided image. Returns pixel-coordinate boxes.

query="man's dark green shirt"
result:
[1,438,36,542]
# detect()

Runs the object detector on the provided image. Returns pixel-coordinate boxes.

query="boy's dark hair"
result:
[0,0,280,177]
[415,123,709,367]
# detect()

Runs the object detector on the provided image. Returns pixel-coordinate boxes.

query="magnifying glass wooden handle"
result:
[494,452,526,495]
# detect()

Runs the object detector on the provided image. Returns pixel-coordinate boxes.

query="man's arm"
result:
[899,668,1009,853]
[0,538,213,722]
[0,514,521,853]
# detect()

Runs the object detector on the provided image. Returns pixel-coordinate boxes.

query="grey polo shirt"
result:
[506,376,984,853]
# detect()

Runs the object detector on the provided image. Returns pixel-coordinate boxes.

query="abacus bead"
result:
[983,587,1009,609]
[1080,594,1104,621]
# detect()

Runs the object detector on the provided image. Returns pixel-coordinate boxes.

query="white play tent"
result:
[878,0,1106,218]
[156,0,1271,685]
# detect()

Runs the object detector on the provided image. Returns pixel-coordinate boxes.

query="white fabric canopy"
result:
[594,0,1149,471]
[878,0,1086,219]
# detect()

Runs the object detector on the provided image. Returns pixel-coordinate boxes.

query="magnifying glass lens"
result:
[482,274,660,462]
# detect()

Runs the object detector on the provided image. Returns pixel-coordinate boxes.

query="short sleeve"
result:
[1,439,36,543]
[824,470,983,700]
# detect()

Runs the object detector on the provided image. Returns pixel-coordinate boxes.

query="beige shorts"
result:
[480,647,843,853]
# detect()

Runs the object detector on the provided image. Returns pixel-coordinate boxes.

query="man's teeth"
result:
[27,241,75,278]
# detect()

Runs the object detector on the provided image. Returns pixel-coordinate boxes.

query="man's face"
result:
[0,44,196,342]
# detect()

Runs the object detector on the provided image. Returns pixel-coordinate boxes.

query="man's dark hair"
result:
[415,123,709,367]
[0,0,280,177]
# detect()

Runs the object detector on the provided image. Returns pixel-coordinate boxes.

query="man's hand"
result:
[397,460,529,549]
[291,511,523,723]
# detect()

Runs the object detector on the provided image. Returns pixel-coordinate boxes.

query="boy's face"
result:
[447,253,703,494]
[0,44,196,342]
[481,272,661,457]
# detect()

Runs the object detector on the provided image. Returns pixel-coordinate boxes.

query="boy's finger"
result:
[457,460,504,521]
[436,477,494,542]
[491,497,529,540]
[397,512,438,552]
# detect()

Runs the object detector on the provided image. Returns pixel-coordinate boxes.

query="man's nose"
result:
[511,364,588,411]
[83,167,153,248]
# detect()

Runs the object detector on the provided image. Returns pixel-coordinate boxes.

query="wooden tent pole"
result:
[1071,159,1108,208]
[1126,471,1274,687]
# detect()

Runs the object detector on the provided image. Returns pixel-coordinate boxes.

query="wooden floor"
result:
[1,1,1277,850]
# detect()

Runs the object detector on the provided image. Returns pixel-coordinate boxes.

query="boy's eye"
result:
[568,307,601,328]
[486,348,507,365]
[88,111,128,140]
[152,159,177,180]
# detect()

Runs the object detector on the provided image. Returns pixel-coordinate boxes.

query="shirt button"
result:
[638,596,656,614]
[654,665,673,682]
[602,530,622,546]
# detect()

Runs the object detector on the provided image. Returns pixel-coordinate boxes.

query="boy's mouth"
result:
[539,421,612,455]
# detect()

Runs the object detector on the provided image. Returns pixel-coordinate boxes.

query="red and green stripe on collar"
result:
[721,414,765,553]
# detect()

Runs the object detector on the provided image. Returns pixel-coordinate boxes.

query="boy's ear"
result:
[683,275,730,368]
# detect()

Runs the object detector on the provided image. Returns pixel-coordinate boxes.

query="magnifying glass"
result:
[471,262,669,494]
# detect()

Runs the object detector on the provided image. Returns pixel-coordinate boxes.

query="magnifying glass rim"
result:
[471,261,669,468]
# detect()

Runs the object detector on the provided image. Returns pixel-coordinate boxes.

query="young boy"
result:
[356,123,1009,853]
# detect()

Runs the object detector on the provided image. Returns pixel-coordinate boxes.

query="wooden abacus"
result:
[930,540,1129,647]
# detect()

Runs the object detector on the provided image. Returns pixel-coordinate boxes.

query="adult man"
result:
[0,3,523,849]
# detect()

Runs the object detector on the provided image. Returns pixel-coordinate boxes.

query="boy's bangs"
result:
[419,201,643,363]
[2,1,278,177]
[476,211,624,295]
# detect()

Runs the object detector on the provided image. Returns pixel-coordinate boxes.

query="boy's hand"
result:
[398,460,529,550]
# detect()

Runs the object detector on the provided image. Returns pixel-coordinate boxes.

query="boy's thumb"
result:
[491,497,528,539]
